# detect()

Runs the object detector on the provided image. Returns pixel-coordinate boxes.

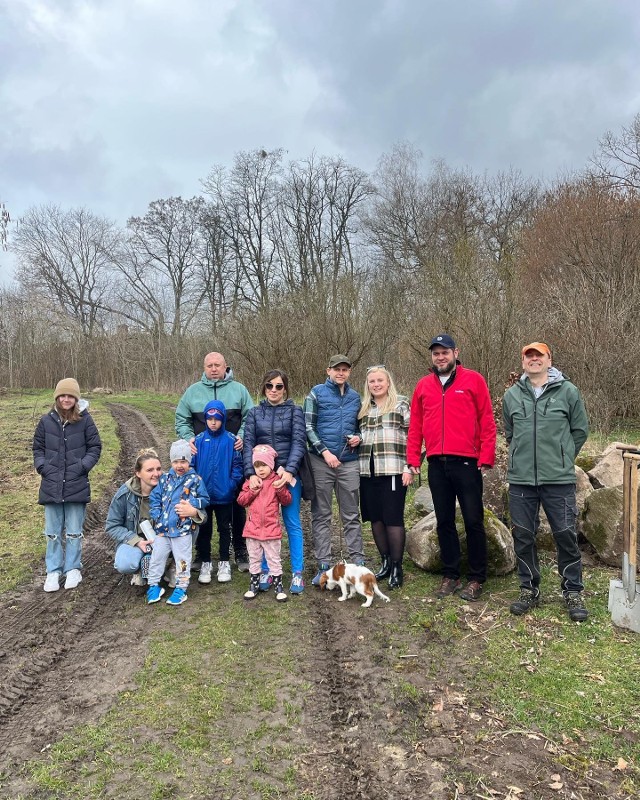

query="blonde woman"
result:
[358,367,413,588]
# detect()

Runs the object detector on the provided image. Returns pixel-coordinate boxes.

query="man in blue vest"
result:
[303,355,365,584]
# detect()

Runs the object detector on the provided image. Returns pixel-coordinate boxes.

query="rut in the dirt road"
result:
[0,404,167,766]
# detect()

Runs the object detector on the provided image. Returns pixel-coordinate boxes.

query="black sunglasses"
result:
[265,382,285,390]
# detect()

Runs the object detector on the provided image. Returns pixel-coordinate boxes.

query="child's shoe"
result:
[130,572,145,586]
[166,587,188,606]
[244,573,260,600]
[259,573,272,591]
[64,569,82,590]
[147,584,165,604]
[290,572,305,594]
[273,575,288,603]
[217,561,232,583]
[44,572,60,592]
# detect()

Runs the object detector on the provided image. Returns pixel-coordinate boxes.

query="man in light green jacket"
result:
[503,342,589,621]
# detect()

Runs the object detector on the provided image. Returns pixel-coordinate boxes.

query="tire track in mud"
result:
[0,403,168,766]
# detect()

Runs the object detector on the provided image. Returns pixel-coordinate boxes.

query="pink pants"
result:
[246,537,282,575]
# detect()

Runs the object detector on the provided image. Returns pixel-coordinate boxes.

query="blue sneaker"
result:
[146,585,165,604]
[166,587,187,606]
[259,573,273,592]
[311,563,330,586]
[290,572,305,594]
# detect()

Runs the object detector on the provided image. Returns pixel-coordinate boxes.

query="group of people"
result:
[33,336,590,620]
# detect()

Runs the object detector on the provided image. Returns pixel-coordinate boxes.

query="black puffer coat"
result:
[242,399,306,477]
[33,404,102,504]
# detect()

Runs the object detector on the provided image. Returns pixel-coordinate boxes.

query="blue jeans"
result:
[43,503,86,574]
[261,478,304,574]
[509,483,583,595]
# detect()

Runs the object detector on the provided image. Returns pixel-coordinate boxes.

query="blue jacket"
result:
[243,399,307,477]
[33,401,102,505]
[149,468,209,537]
[192,400,244,504]
[304,379,361,462]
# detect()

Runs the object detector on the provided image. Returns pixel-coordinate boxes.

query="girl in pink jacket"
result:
[238,445,292,602]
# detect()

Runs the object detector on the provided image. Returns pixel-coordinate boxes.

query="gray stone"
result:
[581,485,638,567]
[406,508,515,576]
[587,441,632,489]
[413,485,434,515]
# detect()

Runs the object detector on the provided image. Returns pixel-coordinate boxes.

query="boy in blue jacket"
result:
[146,440,209,606]
[192,400,244,584]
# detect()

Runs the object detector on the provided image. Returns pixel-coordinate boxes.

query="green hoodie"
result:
[503,367,589,485]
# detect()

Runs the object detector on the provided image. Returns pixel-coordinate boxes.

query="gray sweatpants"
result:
[310,455,364,565]
[147,534,192,590]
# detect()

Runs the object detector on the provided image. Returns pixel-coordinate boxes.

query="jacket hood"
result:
[203,399,227,434]
[519,366,565,387]
[200,366,233,387]
[124,475,145,497]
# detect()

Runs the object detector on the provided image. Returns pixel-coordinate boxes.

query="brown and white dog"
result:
[319,563,390,607]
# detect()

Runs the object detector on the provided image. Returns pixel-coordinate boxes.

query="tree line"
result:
[3,115,640,429]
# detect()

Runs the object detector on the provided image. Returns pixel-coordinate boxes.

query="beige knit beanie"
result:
[54,378,81,401]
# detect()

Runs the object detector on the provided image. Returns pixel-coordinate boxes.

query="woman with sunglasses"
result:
[357,366,413,589]
[242,370,308,593]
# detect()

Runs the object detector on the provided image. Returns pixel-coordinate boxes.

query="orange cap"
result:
[522,342,551,357]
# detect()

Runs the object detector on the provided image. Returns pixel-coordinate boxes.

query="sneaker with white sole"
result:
[44,572,60,592]
[259,573,273,592]
[64,569,82,590]
[235,549,250,573]
[198,562,213,584]
[147,584,165,604]
[290,572,305,594]
[130,572,145,587]
[217,561,232,582]
[166,587,188,605]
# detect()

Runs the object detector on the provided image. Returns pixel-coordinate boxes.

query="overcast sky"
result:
[2,0,640,282]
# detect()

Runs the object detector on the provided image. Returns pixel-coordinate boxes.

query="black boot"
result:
[388,561,403,589]
[374,555,391,580]
[244,573,260,600]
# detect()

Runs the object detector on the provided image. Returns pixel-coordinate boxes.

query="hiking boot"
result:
[217,561,232,583]
[388,561,404,590]
[273,575,288,603]
[510,588,541,616]
[290,572,305,594]
[166,587,188,606]
[375,555,391,580]
[566,592,589,622]
[312,563,330,587]
[198,562,212,584]
[244,573,260,600]
[235,549,250,573]
[44,572,60,593]
[435,577,461,599]
[459,580,483,601]
[64,569,82,590]
[259,573,273,592]
[146,584,165,604]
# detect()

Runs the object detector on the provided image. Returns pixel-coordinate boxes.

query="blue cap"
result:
[429,334,456,350]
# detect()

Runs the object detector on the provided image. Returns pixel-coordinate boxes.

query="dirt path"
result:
[0,404,624,799]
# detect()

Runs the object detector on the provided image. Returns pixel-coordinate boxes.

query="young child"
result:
[146,439,209,606]
[192,400,244,584]
[238,444,292,602]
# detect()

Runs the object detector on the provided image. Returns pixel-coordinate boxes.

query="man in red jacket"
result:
[407,335,496,601]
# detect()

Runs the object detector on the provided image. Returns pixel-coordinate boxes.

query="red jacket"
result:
[238,473,292,541]
[407,365,496,467]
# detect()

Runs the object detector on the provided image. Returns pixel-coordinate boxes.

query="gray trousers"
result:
[310,455,364,564]
[148,535,192,590]
[508,483,583,595]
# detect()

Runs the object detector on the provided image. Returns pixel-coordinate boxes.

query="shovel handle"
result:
[622,453,639,599]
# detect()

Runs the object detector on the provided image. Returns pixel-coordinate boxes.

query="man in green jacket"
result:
[503,342,589,621]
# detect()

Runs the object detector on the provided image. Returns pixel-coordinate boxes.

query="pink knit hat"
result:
[252,444,277,470]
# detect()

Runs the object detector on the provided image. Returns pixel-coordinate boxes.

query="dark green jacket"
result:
[503,368,588,485]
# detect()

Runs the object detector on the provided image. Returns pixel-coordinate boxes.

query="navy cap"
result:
[429,334,456,350]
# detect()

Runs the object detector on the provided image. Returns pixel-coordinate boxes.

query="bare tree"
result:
[591,112,640,192]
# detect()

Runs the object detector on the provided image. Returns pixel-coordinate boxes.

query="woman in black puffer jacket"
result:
[33,378,102,593]
[242,370,307,593]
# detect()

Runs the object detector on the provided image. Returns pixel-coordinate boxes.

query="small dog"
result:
[319,562,390,607]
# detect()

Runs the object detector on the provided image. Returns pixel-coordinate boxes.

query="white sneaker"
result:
[164,564,177,588]
[44,572,60,592]
[198,561,213,584]
[217,561,232,583]
[64,569,82,590]
[130,572,145,586]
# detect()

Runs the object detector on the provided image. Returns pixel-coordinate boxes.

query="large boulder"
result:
[406,508,515,576]
[587,442,632,489]
[581,485,639,567]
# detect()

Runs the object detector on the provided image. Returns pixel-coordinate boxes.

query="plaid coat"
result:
[358,396,410,477]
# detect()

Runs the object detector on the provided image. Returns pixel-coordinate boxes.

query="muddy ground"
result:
[0,405,629,799]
